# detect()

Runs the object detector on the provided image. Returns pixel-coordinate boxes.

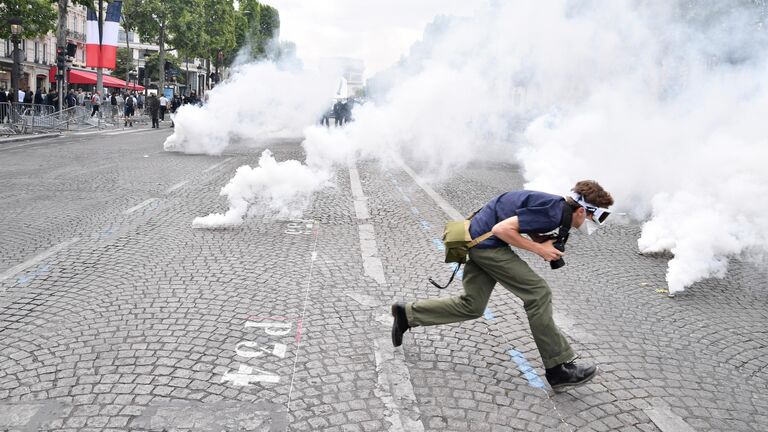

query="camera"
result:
[550,240,566,269]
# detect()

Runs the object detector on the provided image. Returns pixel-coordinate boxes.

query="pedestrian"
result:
[34,88,44,106]
[65,90,77,118]
[148,93,160,128]
[0,88,7,123]
[137,93,144,113]
[23,87,33,104]
[110,92,118,117]
[170,93,181,128]
[159,93,168,121]
[332,100,343,126]
[342,99,353,124]
[90,90,101,117]
[391,180,615,391]
[17,87,25,103]
[47,89,59,111]
[124,92,136,127]
[77,89,85,106]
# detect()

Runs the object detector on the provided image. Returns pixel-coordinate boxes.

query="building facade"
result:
[0,5,89,92]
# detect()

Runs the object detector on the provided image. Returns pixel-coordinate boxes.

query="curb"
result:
[0,133,61,145]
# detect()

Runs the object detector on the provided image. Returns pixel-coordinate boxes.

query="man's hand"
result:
[536,239,565,262]
[492,216,564,261]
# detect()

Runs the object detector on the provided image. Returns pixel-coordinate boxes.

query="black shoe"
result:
[391,302,410,347]
[545,360,597,391]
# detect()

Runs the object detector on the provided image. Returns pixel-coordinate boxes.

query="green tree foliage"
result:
[234,0,281,62]
[112,47,133,80]
[143,52,181,82]
[0,0,57,39]
[125,0,189,90]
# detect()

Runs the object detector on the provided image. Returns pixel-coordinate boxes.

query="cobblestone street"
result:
[1,132,767,431]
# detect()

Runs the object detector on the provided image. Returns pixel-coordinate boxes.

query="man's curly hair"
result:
[572,180,614,208]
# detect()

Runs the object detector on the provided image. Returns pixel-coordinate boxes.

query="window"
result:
[34,42,39,63]
[43,43,47,63]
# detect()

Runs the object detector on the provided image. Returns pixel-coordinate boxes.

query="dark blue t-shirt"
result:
[469,190,564,249]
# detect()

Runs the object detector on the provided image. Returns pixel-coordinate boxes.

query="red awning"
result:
[49,67,145,91]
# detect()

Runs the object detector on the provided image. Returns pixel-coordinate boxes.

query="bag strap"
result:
[468,231,493,248]
[467,208,493,248]
[429,263,461,289]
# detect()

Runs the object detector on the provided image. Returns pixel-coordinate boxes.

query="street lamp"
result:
[8,18,23,102]
[196,64,204,96]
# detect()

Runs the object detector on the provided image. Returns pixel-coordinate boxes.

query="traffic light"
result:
[56,47,66,67]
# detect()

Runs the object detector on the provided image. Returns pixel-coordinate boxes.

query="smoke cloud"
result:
[180,0,768,293]
[192,150,331,228]
[163,61,336,155]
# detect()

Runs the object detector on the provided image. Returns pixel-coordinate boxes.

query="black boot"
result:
[545,360,597,391]
[391,302,410,347]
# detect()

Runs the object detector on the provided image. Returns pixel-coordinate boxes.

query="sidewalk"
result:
[0,132,60,145]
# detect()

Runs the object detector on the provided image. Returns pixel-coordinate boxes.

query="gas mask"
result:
[577,218,599,235]
[570,192,610,235]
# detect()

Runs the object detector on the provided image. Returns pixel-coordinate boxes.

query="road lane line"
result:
[373,337,425,432]
[349,166,370,219]
[123,198,160,215]
[0,238,80,284]
[351,162,423,431]
[165,180,189,194]
[646,407,697,432]
[398,162,463,220]
[359,224,386,284]
[203,157,233,173]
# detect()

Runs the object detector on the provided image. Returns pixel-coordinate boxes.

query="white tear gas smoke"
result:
[192,150,331,228]
[188,0,767,293]
[163,61,337,155]
[300,0,768,293]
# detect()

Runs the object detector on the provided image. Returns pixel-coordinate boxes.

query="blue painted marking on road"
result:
[419,221,431,231]
[411,207,420,215]
[431,239,445,251]
[483,308,495,320]
[17,263,51,286]
[94,226,116,240]
[402,195,411,203]
[508,349,546,388]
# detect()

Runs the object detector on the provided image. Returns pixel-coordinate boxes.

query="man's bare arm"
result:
[491,216,564,262]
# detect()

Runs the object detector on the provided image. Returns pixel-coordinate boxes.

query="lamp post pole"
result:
[9,18,23,104]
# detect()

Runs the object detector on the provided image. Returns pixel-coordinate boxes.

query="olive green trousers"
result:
[406,246,574,368]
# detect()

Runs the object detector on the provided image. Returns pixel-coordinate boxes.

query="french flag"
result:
[86,0,122,69]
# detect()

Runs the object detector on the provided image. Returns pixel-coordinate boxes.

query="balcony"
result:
[66,29,86,42]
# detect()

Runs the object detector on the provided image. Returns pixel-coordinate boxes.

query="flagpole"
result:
[96,0,104,99]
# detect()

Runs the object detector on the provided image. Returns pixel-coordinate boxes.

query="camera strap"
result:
[558,202,573,244]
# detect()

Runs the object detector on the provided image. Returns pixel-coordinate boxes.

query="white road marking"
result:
[399,162,464,220]
[203,157,233,173]
[359,224,386,284]
[373,318,424,432]
[123,198,159,215]
[350,162,423,431]
[165,180,189,194]
[0,238,80,284]
[646,407,697,432]
[349,166,370,219]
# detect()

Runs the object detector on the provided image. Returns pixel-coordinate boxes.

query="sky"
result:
[265,0,474,78]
